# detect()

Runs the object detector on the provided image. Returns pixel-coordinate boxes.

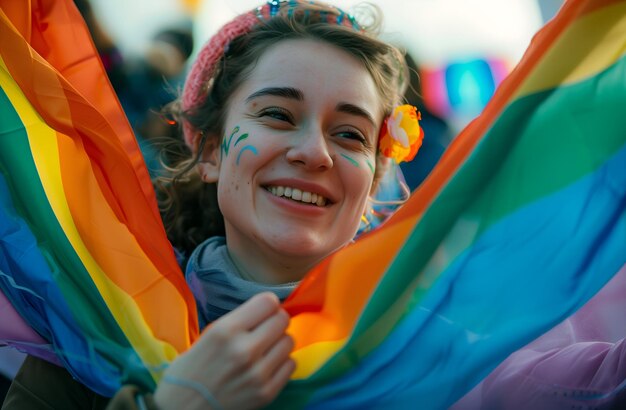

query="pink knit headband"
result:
[181,0,359,149]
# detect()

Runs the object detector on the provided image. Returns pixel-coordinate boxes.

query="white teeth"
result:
[266,185,328,207]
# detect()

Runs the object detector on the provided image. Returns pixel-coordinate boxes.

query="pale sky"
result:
[91,0,547,66]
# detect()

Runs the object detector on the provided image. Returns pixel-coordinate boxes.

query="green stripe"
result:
[0,87,154,388]
[340,153,359,167]
[281,54,626,393]
[234,132,249,146]
[471,65,626,235]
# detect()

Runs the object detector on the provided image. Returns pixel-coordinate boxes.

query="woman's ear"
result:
[196,134,221,183]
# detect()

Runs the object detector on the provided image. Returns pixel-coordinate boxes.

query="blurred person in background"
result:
[116,26,194,176]
[75,0,194,176]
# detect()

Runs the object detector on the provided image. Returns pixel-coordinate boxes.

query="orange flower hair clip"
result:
[378,104,424,163]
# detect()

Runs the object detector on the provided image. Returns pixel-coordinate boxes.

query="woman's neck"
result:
[225,241,318,285]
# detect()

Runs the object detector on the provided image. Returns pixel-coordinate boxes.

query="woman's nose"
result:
[285,128,334,171]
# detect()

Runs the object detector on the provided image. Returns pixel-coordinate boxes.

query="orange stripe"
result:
[0,1,31,39]
[56,130,193,352]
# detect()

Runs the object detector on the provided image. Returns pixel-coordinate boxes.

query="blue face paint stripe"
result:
[366,160,375,174]
[236,145,259,166]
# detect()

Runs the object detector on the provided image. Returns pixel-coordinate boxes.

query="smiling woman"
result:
[154,1,420,319]
[197,39,382,285]
[155,2,416,293]
[150,1,418,406]
[5,0,625,409]
[1,1,420,409]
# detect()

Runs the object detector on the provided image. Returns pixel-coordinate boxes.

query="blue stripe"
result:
[236,145,258,165]
[0,173,55,342]
[0,172,126,395]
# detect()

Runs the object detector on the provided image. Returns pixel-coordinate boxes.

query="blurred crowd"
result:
[75,0,195,176]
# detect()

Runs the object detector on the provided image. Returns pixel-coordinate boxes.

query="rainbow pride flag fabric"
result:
[1,0,625,408]
[0,0,197,394]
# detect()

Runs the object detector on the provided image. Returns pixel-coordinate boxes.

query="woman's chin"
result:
[265,235,341,263]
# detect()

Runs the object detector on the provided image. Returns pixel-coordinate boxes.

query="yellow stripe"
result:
[0,57,178,376]
[516,2,626,98]
[291,338,347,379]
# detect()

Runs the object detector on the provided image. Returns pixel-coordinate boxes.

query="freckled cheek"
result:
[218,167,239,194]
[220,162,253,196]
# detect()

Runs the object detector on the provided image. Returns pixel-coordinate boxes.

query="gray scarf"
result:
[186,236,297,328]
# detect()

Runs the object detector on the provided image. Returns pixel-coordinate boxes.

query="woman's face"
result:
[201,39,383,283]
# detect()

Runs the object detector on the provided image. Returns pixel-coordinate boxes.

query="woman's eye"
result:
[259,108,294,124]
[336,130,367,145]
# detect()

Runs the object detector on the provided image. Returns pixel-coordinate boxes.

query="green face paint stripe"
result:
[234,133,249,147]
[366,160,375,174]
[221,126,240,156]
[236,145,259,165]
[340,153,359,168]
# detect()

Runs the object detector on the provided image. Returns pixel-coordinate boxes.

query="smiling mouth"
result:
[265,185,328,207]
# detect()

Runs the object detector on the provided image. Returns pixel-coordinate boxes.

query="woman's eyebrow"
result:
[336,102,375,126]
[245,87,304,102]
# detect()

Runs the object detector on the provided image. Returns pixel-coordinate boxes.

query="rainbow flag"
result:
[0,0,624,407]
[275,0,626,407]
[0,0,197,395]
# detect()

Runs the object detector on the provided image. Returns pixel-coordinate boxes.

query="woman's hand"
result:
[154,292,295,410]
